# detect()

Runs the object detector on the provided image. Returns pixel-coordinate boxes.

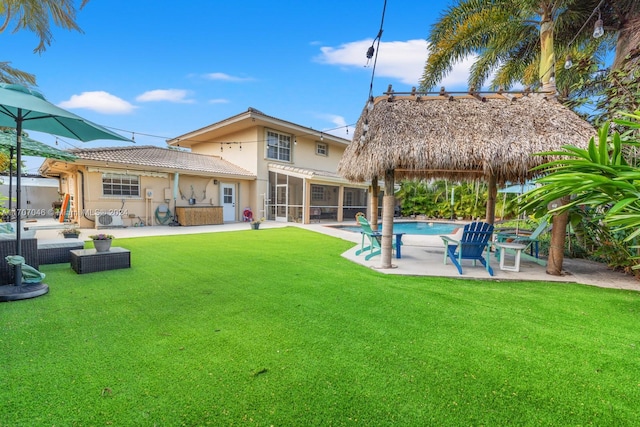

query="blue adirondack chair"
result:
[441,222,494,276]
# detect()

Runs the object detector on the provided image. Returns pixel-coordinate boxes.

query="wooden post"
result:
[370,176,379,231]
[381,169,395,268]
[486,175,497,224]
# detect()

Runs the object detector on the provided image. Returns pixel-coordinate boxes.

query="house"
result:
[38,108,368,228]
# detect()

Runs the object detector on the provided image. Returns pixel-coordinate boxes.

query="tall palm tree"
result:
[0,0,90,84]
[421,0,639,275]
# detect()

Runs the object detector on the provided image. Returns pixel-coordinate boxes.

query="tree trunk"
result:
[539,5,556,94]
[547,197,570,276]
[380,169,395,269]
[612,14,640,71]
[486,175,497,224]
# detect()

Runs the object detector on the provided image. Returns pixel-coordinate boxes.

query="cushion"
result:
[0,223,14,233]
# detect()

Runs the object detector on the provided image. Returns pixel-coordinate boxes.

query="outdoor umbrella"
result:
[0,83,130,294]
[0,128,77,214]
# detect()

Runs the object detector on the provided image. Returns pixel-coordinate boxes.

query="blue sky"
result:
[6,0,477,173]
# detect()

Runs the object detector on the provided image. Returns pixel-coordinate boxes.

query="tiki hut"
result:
[338,87,596,268]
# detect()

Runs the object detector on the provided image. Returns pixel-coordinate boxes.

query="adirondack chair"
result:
[354,213,404,260]
[495,217,549,260]
[441,221,494,276]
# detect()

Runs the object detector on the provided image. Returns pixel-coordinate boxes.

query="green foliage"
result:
[396,179,519,220]
[2,228,640,425]
[522,112,640,273]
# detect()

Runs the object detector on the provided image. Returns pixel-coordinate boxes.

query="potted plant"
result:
[60,227,81,239]
[89,233,115,252]
[250,217,265,230]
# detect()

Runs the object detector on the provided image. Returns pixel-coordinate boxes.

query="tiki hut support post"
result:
[486,175,497,224]
[370,176,379,231]
[380,169,395,268]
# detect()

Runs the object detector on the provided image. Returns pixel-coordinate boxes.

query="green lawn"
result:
[2,227,639,426]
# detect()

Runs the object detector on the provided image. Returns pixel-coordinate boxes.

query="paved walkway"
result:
[26,218,640,292]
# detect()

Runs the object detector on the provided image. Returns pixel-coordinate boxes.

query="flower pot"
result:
[251,223,260,230]
[63,233,79,239]
[94,239,113,252]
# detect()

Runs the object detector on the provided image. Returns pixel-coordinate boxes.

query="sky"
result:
[5,0,478,174]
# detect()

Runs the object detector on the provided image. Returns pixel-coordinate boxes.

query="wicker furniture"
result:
[70,247,131,274]
[0,238,39,285]
[38,239,85,265]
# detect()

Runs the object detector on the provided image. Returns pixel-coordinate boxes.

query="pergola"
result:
[338,87,596,268]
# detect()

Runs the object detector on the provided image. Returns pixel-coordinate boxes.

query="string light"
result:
[564,55,573,69]
[593,8,604,38]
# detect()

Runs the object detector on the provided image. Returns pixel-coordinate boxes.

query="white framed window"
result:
[311,185,325,201]
[266,130,291,162]
[316,142,328,156]
[102,173,140,197]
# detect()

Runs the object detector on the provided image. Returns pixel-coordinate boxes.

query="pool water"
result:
[333,221,459,235]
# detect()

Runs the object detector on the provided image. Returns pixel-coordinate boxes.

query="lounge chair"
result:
[354,214,403,260]
[441,221,494,276]
[495,217,548,260]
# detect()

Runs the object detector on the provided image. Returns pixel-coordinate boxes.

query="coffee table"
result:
[70,247,131,274]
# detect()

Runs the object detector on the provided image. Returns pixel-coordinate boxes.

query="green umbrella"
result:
[0,128,77,215]
[0,128,77,161]
[0,83,130,293]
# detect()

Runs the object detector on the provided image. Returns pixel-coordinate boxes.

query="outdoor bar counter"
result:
[175,206,223,226]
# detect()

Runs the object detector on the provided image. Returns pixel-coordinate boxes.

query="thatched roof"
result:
[338,90,596,185]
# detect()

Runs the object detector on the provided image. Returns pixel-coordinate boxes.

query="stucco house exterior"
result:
[38,108,368,228]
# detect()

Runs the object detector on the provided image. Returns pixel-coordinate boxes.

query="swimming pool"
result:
[332,221,459,235]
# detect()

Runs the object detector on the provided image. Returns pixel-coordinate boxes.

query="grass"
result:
[2,227,640,426]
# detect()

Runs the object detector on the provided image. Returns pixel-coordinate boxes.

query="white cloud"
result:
[208,98,230,104]
[58,91,136,114]
[203,72,254,82]
[316,39,476,89]
[136,89,194,103]
[317,113,352,140]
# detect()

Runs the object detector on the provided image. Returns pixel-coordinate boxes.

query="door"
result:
[221,183,235,222]
[275,184,287,222]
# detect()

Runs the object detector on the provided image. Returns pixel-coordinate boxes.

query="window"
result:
[311,185,325,201]
[316,142,328,156]
[266,130,291,161]
[102,173,140,196]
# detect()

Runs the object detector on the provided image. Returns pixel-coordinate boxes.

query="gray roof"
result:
[68,145,255,178]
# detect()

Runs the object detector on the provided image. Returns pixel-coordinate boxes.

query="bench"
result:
[38,239,85,265]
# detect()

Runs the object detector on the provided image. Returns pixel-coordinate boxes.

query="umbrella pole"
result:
[14,111,23,287]
[8,147,13,216]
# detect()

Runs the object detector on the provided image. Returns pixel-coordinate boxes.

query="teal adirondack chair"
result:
[441,222,494,276]
[354,214,383,260]
[495,217,549,260]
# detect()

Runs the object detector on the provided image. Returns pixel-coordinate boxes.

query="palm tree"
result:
[0,0,90,84]
[421,0,639,275]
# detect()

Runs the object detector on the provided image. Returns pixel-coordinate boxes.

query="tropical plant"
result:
[521,112,640,273]
[0,0,90,84]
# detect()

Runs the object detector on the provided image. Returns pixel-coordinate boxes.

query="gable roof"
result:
[166,107,351,148]
[42,145,254,178]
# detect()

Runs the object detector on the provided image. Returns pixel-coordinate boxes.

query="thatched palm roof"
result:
[338,90,596,185]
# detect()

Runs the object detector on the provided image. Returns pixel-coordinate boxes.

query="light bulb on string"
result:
[564,55,573,69]
[593,9,604,38]
[367,96,375,111]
